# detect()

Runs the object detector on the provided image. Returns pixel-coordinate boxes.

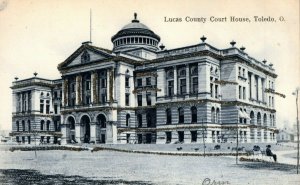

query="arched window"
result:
[137,114,142,127]
[46,120,51,131]
[16,121,19,132]
[191,66,198,76]
[28,120,31,132]
[211,107,215,123]
[191,106,197,123]
[263,114,267,126]
[216,108,220,123]
[40,120,45,131]
[126,114,130,127]
[167,70,174,79]
[22,120,25,131]
[257,112,261,125]
[178,107,184,123]
[166,108,172,125]
[250,111,255,124]
[96,114,106,128]
[179,69,186,76]
[68,117,75,130]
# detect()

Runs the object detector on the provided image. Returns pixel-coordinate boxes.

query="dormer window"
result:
[81,51,90,63]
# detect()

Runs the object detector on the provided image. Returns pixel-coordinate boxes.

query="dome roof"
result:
[122,22,150,30]
[111,13,160,41]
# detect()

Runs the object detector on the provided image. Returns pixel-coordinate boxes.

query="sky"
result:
[0,0,299,130]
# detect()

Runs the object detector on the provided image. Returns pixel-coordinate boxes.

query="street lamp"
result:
[292,87,299,174]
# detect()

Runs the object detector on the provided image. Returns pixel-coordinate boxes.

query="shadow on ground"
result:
[0,169,153,185]
[238,162,297,173]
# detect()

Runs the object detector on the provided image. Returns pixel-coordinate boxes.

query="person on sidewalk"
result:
[266,145,277,162]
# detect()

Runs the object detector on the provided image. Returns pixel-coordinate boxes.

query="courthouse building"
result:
[11,13,278,144]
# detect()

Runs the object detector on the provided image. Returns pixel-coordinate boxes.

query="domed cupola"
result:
[111,13,160,52]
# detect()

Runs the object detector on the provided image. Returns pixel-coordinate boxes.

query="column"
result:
[106,109,118,144]
[261,78,265,103]
[24,93,28,111]
[75,123,81,143]
[261,128,265,142]
[107,68,114,103]
[198,63,210,98]
[186,64,190,95]
[257,76,262,101]
[61,124,68,144]
[12,93,17,113]
[251,74,256,100]
[91,71,98,104]
[76,75,82,105]
[157,68,166,97]
[62,79,68,107]
[253,128,257,143]
[173,66,177,95]
[20,93,23,112]
[106,121,117,144]
[90,122,96,143]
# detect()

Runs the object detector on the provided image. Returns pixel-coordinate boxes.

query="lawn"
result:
[0,148,299,185]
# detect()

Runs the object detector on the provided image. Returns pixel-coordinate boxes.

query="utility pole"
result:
[236,120,239,164]
[293,88,299,174]
[202,119,206,157]
[90,9,92,42]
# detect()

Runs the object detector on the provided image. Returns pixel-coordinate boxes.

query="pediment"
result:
[58,44,113,70]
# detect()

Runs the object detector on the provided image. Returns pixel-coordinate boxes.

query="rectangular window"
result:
[86,96,91,104]
[243,87,246,99]
[239,86,242,99]
[46,100,50,114]
[191,131,197,142]
[54,91,58,98]
[180,79,186,94]
[54,104,58,114]
[71,83,75,92]
[238,67,241,76]
[192,77,198,93]
[137,78,142,87]
[40,100,44,113]
[101,94,106,104]
[125,93,130,106]
[166,132,172,143]
[86,81,91,90]
[137,94,142,106]
[146,77,151,86]
[242,69,245,77]
[125,76,130,87]
[210,83,213,97]
[101,78,107,88]
[168,81,174,96]
[146,93,151,106]
[215,85,218,98]
[46,105,50,114]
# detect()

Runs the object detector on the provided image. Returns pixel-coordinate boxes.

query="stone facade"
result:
[11,13,278,145]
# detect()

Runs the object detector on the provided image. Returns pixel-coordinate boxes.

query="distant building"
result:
[11,13,278,145]
[277,128,295,142]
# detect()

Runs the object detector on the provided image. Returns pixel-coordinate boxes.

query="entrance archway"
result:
[97,114,107,143]
[67,116,76,143]
[81,115,91,143]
